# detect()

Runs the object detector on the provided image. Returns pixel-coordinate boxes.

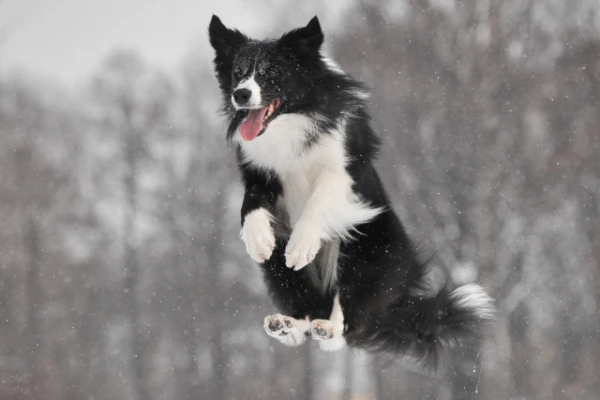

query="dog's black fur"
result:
[209,15,494,365]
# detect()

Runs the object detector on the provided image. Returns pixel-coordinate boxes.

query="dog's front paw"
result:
[285,223,321,271]
[241,209,275,263]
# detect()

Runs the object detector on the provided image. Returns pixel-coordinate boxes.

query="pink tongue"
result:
[240,106,270,141]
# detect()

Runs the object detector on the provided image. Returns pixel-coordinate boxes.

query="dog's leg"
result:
[241,209,276,263]
[285,170,381,270]
[285,171,344,270]
[311,294,346,351]
[239,168,283,263]
[264,314,311,347]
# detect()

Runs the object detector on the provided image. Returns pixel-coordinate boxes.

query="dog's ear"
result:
[208,15,247,57]
[279,16,324,55]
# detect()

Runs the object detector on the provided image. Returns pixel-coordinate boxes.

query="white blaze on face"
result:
[232,74,262,109]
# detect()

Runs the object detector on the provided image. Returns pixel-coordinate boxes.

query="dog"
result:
[208,15,494,364]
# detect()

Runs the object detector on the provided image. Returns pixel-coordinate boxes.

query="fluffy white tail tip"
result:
[450,283,496,321]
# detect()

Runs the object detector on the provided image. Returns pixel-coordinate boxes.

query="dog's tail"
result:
[360,283,496,367]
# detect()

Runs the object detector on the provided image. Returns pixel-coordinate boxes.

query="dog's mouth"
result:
[240,98,282,141]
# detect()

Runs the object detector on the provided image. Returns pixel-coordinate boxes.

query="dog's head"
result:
[209,15,349,142]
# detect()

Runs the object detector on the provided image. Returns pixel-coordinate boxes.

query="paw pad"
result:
[311,320,336,340]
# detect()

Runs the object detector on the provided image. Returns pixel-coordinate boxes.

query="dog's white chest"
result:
[238,113,349,225]
[280,163,316,225]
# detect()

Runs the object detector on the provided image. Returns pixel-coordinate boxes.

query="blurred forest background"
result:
[1,0,600,399]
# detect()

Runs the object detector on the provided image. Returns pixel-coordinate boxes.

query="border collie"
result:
[208,15,494,363]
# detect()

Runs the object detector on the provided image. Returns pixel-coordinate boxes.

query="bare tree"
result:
[89,50,175,400]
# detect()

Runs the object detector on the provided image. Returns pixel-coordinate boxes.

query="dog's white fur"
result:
[264,314,311,347]
[311,294,346,351]
[450,284,496,320]
[232,74,262,109]
[236,92,379,351]
[240,208,275,263]
[236,113,382,270]
[264,294,346,350]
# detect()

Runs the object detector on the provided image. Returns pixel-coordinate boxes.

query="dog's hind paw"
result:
[264,314,310,347]
[311,319,346,351]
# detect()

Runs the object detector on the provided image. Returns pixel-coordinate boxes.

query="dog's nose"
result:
[233,88,251,106]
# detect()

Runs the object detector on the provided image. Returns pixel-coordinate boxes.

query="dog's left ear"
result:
[279,16,324,55]
[208,15,247,57]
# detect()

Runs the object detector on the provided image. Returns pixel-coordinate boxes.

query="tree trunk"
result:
[450,338,482,400]
[206,189,228,400]
[25,218,42,396]
[509,302,531,398]
[269,349,283,399]
[302,345,313,400]
[123,128,150,400]
[372,355,384,400]
[343,349,353,400]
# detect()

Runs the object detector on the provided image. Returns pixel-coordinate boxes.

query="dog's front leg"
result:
[285,170,382,270]
[285,171,357,270]
[240,170,283,263]
[284,170,344,270]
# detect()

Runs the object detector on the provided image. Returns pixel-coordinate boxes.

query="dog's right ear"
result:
[208,15,247,57]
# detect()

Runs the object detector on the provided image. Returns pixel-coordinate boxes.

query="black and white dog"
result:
[208,15,494,362]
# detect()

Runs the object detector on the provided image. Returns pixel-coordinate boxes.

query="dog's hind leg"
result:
[264,314,311,347]
[261,237,333,318]
[311,293,346,351]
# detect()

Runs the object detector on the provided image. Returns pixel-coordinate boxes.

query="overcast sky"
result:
[0,0,350,87]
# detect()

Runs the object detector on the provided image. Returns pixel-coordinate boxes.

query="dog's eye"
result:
[233,68,243,79]
[267,68,279,78]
